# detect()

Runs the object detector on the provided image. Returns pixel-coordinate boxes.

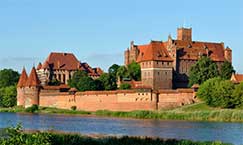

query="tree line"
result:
[0,69,19,107]
[68,61,141,91]
[188,56,243,108]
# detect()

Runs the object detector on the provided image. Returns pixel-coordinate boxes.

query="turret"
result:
[177,27,192,41]
[224,46,232,63]
[24,67,41,108]
[17,67,28,106]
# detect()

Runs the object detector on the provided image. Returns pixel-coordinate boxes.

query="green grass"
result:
[1,103,243,122]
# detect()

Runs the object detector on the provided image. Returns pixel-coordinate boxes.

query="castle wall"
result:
[39,89,195,111]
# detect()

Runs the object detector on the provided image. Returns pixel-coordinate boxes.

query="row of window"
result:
[141,61,172,67]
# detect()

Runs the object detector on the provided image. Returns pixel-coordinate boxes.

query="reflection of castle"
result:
[17,52,103,107]
[125,27,232,89]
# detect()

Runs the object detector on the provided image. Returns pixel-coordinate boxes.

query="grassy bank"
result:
[0,126,231,145]
[1,103,243,122]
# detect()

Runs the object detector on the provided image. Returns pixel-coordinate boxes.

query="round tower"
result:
[24,67,41,108]
[17,67,28,106]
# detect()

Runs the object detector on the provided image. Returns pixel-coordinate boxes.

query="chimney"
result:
[177,27,192,41]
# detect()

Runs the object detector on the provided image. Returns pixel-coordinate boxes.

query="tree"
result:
[68,71,98,91]
[0,69,19,88]
[119,83,131,90]
[232,82,243,108]
[98,73,117,90]
[127,61,141,81]
[220,61,235,80]
[117,66,129,80]
[108,64,120,78]
[188,56,219,87]
[0,85,17,107]
[197,77,235,108]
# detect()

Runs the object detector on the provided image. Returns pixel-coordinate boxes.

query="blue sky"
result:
[0,0,242,73]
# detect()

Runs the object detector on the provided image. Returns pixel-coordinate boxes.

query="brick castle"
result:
[17,27,232,110]
[125,27,232,89]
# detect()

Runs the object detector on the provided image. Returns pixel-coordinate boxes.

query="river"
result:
[0,112,243,145]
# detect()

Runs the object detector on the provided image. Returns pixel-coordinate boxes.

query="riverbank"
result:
[1,103,243,122]
[0,127,231,145]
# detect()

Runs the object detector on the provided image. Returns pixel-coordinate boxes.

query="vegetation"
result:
[188,56,219,87]
[2,103,243,122]
[25,105,39,113]
[119,83,132,90]
[0,69,19,108]
[197,78,243,108]
[68,62,141,91]
[0,124,231,145]
[117,61,141,81]
[220,61,235,80]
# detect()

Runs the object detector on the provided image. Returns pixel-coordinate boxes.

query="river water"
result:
[0,112,243,145]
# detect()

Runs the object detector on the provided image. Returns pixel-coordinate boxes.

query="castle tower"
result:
[17,67,28,106]
[224,47,232,63]
[177,27,192,41]
[24,67,41,108]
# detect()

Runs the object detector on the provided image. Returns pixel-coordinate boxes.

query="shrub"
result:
[71,106,77,111]
[25,105,39,113]
[197,78,235,108]
[119,83,131,90]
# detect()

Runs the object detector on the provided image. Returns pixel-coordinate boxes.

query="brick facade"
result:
[125,27,232,89]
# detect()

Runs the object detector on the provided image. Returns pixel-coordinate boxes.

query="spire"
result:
[37,62,42,70]
[17,67,28,88]
[25,67,40,87]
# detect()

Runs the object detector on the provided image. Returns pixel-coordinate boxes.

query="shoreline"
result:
[1,103,243,123]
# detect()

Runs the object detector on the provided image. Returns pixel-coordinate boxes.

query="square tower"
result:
[177,27,192,41]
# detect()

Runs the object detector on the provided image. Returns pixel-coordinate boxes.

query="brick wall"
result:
[39,89,195,111]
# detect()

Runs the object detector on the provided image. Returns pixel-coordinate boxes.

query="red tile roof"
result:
[41,52,103,76]
[175,40,226,61]
[231,74,243,83]
[25,67,40,87]
[136,41,173,62]
[17,67,28,88]
[42,52,81,71]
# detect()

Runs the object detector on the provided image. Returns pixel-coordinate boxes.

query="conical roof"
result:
[17,67,28,87]
[25,67,40,87]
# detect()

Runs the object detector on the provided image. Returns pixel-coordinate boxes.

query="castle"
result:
[125,27,232,89]
[16,27,232,110]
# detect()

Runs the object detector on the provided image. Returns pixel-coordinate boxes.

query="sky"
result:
[0,0,242,73]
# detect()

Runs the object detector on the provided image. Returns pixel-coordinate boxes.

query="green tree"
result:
[197,77,235,108]
[98,73,117,90]
[0,69,19,88]
[189,56,219,87]
[119,83,131,90]
[220,61,235,80]
[127,61,141,81]
[232,82,243,108]
[108,64,120,78]
[0,85,17,107]
[117,66,129,80]
[68,71,98,91]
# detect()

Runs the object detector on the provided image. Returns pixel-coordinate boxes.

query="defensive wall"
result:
[39,88,196,111]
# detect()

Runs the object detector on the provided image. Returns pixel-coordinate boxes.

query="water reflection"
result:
[0,112,243,145]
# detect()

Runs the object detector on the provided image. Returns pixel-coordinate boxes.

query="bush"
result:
[197,78,235,108]
[71,106,77,111]
[25,105,39,113]
[119,83,131,90]
[232,82,243,108]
